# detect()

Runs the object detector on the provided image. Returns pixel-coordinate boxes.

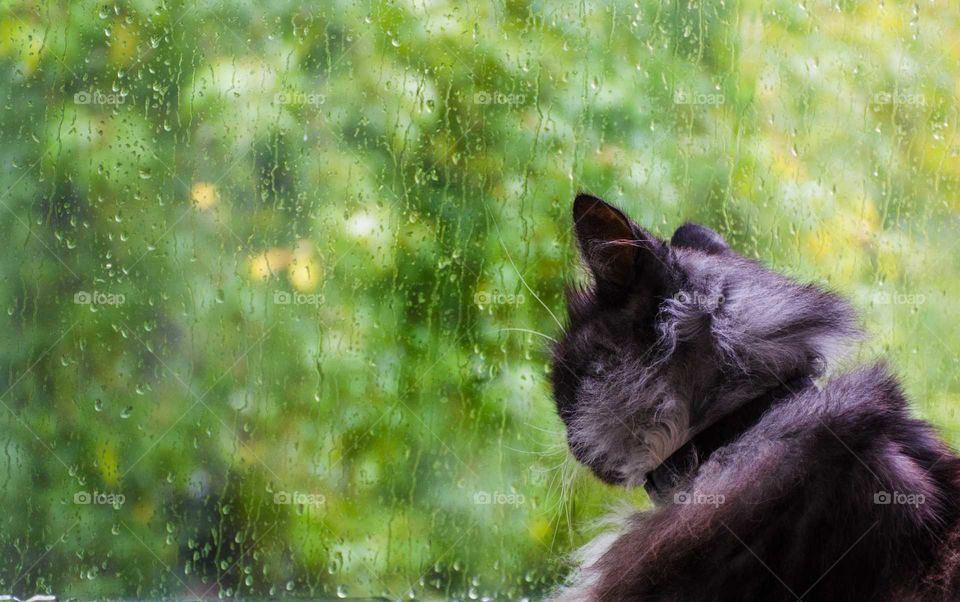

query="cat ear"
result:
[671,223,730,255]
[573,194,662,295]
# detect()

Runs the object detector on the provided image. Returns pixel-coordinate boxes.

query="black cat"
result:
[548,194,960,601]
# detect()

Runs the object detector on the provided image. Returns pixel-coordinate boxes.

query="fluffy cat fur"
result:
[548,194,960,601]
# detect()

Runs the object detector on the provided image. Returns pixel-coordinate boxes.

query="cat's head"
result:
[551,194,859,487]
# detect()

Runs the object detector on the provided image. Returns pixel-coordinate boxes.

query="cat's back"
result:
[704,363,960,599]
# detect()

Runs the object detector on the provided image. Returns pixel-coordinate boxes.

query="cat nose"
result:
[591,462,626,485]
[573,449,626,485]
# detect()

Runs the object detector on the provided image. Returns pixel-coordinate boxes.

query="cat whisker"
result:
[498,327,559,344]
[524,422,566,437]
[502,444,560,456]
[492,225,564,331]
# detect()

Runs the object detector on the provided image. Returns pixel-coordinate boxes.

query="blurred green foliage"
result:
[1,0,959,599]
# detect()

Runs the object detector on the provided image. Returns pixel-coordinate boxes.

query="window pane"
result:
[0,0,957,599]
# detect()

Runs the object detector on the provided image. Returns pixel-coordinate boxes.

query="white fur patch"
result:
[546,512,631,602]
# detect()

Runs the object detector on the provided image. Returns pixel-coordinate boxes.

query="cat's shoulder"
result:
[752,361,910,442]
[692,363,918,498]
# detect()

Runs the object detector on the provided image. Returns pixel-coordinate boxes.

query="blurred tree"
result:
[0,0,958,599]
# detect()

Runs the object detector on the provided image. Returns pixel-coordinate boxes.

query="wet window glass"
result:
[1,1,957,599]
